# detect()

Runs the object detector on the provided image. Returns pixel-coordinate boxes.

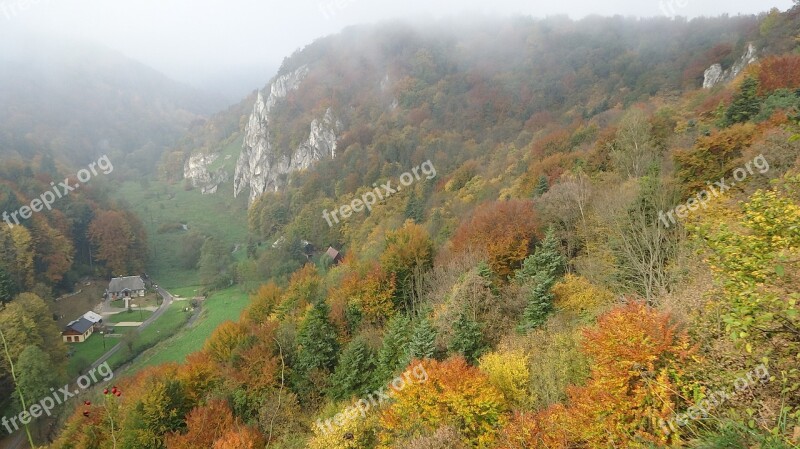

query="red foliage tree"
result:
[757,55,800,94]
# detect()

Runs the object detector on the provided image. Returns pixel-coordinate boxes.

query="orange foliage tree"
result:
[212,426,265,449]
[757,55,800,94]
[166,399,236,449]
[451,200,540,279]
[563,302,695,447]
[329,262,396,331]
[87,209,145,276]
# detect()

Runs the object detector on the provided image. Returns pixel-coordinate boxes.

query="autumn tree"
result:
[563,302,694,447]
[451,200,540,279]
[0,225,34,292]
[204,321,250,365]
[166,399,236,449]
[673,123,756,195]
[0,293,67,381]
[212,427,265,449]
[243,281,282,325]
[121,377,192,449]
[381,220,434,313]
[757,55,800,94]
[379,357,508,448]
[88,210,145,276]
[479,350,531,408]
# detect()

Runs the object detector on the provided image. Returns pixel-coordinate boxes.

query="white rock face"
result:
[183,153,229,195]
[234,67,342,204]
[703,43,758,89]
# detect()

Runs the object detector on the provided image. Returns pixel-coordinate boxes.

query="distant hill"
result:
[0,35,224,174]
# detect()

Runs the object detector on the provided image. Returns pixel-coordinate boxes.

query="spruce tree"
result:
[723,76,761,126]
[294,299,339,376]
[372,314,411,386]
[516,228,565,331]
[534,175,550,196]
[404,189,425,223]
[328,336,375,400]
[407,315,437,361]
[448,311,485,364]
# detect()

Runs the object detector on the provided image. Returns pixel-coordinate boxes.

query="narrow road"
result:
[0,285,175,449]
[91,286,174,370]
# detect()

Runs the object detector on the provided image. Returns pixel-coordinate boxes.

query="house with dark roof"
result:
[62,317,95,343]
[107,276,146,299]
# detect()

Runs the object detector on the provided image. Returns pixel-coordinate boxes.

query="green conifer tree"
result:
[327,336,374,400]
[407,315,437,361]
[516,227,565,331]
[448,311,485,364]
[372,314,411,387]
[723,76,761,126]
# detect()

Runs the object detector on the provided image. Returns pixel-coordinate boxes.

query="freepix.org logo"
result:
[322,160,437,228]
[2,362,114,435]
[3,155,114,228]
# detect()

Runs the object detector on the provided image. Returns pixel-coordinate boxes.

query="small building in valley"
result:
[326,246,344,265]
[62,317,95,343]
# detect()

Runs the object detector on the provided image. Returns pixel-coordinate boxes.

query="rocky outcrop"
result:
[703,43,757,89]
[233,66,342,204]
[184,153,229,195]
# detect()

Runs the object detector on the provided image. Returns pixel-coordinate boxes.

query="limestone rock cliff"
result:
[183,152,230,195]
[703,43,757,89]
[233,67,342,204]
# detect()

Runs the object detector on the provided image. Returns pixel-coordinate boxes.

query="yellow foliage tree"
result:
[552,274,615,317]
[479,350,531,408]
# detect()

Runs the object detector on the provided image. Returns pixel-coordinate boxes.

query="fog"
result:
[0,0,794,100]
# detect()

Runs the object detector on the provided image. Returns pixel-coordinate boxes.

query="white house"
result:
[107,276,146,299]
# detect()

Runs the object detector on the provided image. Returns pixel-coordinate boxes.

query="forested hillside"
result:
[47,6,800,449]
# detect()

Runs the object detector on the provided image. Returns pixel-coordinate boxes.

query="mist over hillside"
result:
[1,3,800,449]
[0,34,226,174]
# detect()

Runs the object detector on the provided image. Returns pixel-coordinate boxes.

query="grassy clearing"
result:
[67,333,121,377]
[115,174,248,289]
[124,287,250,371]
[105,301,192,370]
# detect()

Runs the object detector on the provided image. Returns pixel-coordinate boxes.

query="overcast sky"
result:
[1,0,793,98]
